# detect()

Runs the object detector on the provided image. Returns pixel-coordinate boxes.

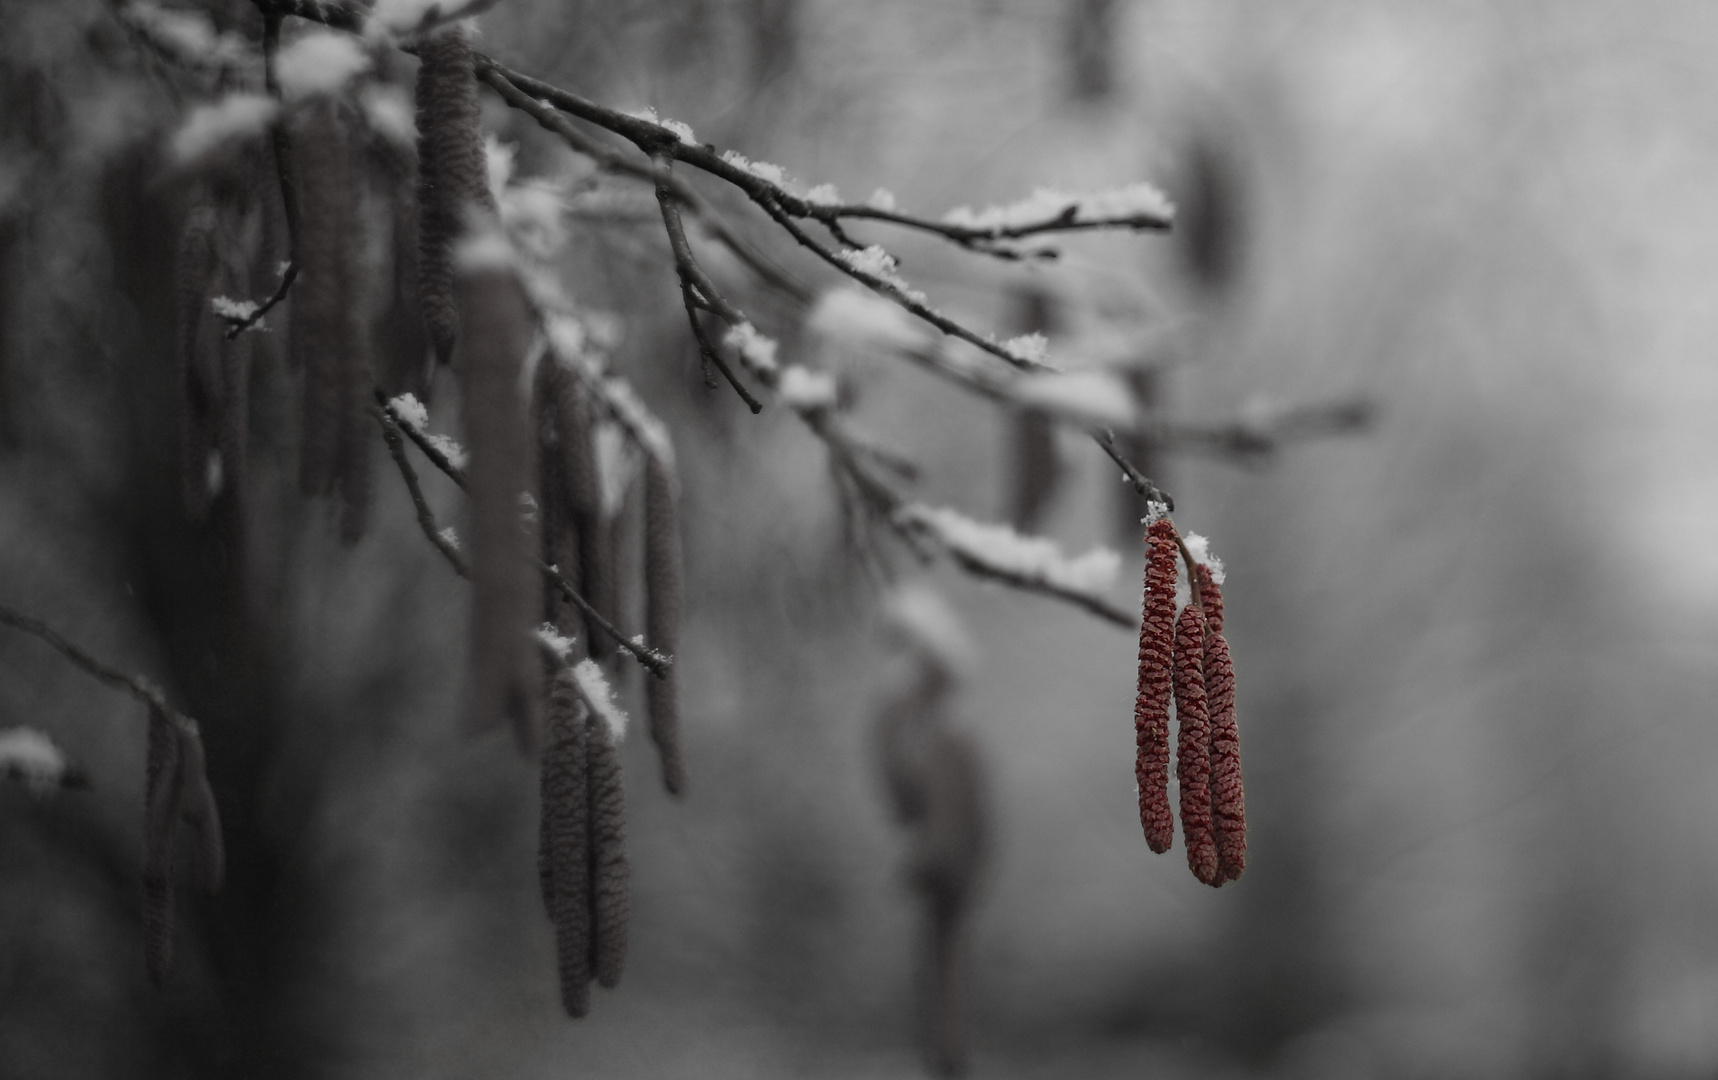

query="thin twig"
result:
[374,405,468,574]
[373,392,672,677]
[1096,428,1172,509]
[0,603,196,732]
[221,263,298,338]
[476,66,812,304]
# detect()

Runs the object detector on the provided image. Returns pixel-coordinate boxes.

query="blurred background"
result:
[4,0,1718,1077]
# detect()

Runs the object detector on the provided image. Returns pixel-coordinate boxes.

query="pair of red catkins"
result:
[1134,518,1245,886]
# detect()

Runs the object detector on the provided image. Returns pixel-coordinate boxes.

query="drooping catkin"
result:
[1204,622,1245,882]
[586,711,629,990]
[415,26,494,366]
[290,101,372,541]
[552,364,607,650]
[177,205,220,521]
[454,230,542,753]
[1174,603,1219,886]
[643,451,686,796]
[175,721,225,896]
[539,670,592,1017]
[1134,518,1177,852]
[143,705,185,985]
[387,165,433,401]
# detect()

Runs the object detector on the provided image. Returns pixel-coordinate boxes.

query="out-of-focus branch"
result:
[0,603,198,732]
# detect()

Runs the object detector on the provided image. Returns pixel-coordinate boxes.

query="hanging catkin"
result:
[555,365,607,650]
[534,361,586,648]
[539,670,592,1017]
[586,711,629,989]
[175,721,225,896]
[290,101,372,541]
[1134,518,1177,853]
[142,705,185,985]
[453,230,542,752]
[643,450,686,796]
[415,25,494,366]
[1199,567,1245,881]
[1174,603,1219,886]
[176,204,220,521]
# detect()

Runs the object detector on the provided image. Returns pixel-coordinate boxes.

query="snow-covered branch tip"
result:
[894,504,1132,627]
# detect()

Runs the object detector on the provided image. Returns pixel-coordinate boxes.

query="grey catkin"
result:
[539,671,592,1017]
[143,705,185,986]
[289,102,372,541]
[534,360,587,647]
[415,26,494,366]
[454,242,541,752]
[175,721,225,896]
[643,452,686,796]
[176,205,220,521]
[586,712,629,990]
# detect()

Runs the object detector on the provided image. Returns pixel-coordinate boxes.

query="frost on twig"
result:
[895,503,1126,624]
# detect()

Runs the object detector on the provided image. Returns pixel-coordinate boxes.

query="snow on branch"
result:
[895,504,1131,626]
[0,727,88,794]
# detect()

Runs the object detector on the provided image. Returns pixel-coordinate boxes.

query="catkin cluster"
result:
[537,670,630,1017]
[1133,521,1246,886]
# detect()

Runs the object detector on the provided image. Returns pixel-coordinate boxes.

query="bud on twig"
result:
[1134,518,1177,852]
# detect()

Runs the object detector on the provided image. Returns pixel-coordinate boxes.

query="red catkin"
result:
[454,238,541,753]
[1133,518,1177,852]
[1196,562,1224,637]
[643,451,686,796]
[1204,627,1245,882]
[1174,603,1219,886]
[539,671,591,1017]
[415,26,494,366]
[587,712,629,990]
[142,705,185,985]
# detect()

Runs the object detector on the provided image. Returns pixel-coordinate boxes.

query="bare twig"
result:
[0,603,198,733]
[373,392,672,677]
[374,405,468,574]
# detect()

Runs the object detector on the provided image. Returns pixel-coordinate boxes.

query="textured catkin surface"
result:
[1134,519,1178,852]
[587,716,629,990]
[643,453,685,796]
[415,26,494,366]
[1174,604,1218,886]
[539,673,591,1017]
[142,706,184,986]
[289,102,370,540]
[1197,563,1224,636]
[454,260,541,751]
[1204,630,1245,881]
